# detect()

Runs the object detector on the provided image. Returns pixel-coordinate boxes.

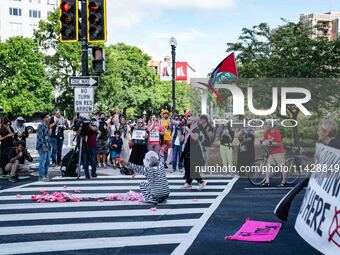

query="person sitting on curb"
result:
[121,150,170,204]
[6,141,33,183]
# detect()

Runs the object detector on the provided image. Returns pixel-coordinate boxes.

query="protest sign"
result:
[295,143,340,255]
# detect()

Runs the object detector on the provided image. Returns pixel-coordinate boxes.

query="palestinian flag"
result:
[209,52,238,86]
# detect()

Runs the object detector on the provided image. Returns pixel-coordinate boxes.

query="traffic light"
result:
[59,0,78,42]
[92,47,105,73]
[87,0,107,43]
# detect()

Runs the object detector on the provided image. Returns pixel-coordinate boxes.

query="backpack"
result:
[61,149,78,177]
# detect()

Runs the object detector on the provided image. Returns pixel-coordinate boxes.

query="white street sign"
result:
[69,76,99,87]
[74,87,94,113]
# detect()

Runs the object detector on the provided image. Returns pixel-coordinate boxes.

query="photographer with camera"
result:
[6,141,33,183]
[50,110,69,167]
[76,117,98,179]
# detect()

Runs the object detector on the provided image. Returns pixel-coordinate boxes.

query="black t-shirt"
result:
[328,138,340,150]
[8,148,33,164]
[13,127,29,143]
[98,120,109,140]
[220,128,235,145]
[0,127,14,149]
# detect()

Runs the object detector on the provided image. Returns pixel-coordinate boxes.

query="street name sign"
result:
[69,76,99,87]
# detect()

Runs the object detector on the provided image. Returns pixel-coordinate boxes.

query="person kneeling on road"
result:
[121,151,170,204]
[6,141,33,183]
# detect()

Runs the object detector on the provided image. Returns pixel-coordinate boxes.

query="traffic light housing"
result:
[59,0,78,42]
[92,47,105,73]
[87,0,107,43]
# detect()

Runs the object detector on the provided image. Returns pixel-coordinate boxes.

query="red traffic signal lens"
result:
[60,2,73,12]
[89,2,100,12]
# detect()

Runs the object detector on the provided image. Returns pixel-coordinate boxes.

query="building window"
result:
[29,10,41,18]
[47,0,57,5]
[9,8,22,16]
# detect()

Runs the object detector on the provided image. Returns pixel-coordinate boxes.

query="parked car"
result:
[25,121,42,133]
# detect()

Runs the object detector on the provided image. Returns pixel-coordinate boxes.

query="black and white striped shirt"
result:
[128,162,170,198]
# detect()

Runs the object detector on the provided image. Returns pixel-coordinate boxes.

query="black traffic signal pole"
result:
[80,0,89,76]
[171,45,176,111]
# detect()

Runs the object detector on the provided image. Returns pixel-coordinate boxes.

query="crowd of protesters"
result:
[1,107,338,192]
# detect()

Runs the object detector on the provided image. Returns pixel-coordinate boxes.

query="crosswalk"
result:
[0,175,238,255]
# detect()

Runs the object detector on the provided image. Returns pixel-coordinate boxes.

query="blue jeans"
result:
[38,150,50,178]
[50,137,64,164]
[82,147,97,178]
[172,144,182,171]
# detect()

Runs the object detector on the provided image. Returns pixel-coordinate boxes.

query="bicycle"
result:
[248,143,306,186]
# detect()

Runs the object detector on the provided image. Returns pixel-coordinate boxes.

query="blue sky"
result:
[106,0,340,77]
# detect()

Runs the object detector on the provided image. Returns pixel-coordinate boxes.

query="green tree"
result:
[226,20,340,145]
[0,36,53,117]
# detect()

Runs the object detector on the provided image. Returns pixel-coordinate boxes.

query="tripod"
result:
[66,134,96,179]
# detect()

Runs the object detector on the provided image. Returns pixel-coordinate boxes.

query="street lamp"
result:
[169,36,177,111]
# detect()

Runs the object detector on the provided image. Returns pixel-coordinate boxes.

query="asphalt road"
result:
[0,173,321,255]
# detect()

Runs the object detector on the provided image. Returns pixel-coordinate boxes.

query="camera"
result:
[73,117,91,136]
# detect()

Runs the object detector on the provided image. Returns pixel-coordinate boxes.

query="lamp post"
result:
[169,36,177,111]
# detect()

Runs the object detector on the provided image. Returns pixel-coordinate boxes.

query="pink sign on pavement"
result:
[225,218,282,242]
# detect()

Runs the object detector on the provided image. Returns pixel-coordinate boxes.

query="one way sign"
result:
[68,76,99,87]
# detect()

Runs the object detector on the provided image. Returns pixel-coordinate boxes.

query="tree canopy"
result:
[0,36,53,117]
[225,20,340,145]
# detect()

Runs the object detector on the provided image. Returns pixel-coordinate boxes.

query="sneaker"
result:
[143,199,158,205]
[198,180,207,190]
[103,163,107,168]
[43,177,50,182]
[9,177,17,183]
[91,174,97,178]
[183,183,192,189]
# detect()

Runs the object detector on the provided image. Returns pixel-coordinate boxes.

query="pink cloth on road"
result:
[225,218,282,242]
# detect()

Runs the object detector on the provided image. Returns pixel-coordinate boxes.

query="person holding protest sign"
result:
[129,118,148,165]
[147,115,164,155]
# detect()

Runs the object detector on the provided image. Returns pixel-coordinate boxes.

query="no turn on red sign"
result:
[74,87,94,113]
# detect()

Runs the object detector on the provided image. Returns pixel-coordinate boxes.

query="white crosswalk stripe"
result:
[0,175,238,255]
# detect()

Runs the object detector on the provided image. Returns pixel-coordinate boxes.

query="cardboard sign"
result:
[132,130,146,140]
[149,131,160,142]
[295,143,340,255]
[226,218,282,242]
